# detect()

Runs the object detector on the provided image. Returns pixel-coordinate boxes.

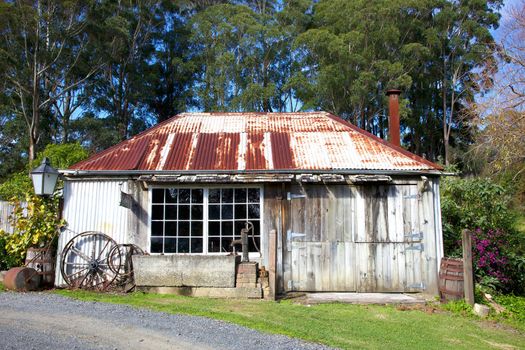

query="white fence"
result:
[0,201,15,234]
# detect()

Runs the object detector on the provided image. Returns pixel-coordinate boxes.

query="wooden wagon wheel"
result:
[108,244,145,292]
[60,231,121,291]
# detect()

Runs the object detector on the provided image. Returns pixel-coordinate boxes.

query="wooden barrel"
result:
[3,267,41,291]
[439,258,464,302]
[25,247,55,287]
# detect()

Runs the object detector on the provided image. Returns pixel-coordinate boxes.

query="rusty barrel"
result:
[25,247,55,287]
[439,258,464,302]
[3,267,41,291]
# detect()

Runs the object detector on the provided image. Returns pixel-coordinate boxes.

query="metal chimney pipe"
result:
[386,89,401,147]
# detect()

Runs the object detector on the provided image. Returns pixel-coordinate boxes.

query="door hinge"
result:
[287,192,306,200]
[287,230,306,241]
[407,282,426,290]
[405,243,424,251]
[287,230,306,251]
[403,194,420,200]
[404,231,423,241]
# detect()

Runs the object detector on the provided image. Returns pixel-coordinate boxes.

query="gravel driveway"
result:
[0,291,333,350]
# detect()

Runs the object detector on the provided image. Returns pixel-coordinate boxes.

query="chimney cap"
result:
[386,89,401,96]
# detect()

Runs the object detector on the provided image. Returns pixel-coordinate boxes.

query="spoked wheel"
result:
[108,244,145,292]
[61,231,121,291]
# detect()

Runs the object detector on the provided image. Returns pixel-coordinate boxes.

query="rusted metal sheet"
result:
[71,112,442,172]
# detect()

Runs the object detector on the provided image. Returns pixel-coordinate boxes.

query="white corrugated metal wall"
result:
[55,180,129,286]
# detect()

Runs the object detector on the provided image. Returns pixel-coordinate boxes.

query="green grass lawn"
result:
[49,289,525,350]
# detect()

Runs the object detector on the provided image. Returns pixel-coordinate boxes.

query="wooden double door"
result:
[284,184,427,292]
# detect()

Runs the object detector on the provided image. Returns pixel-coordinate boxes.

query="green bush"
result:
[35,143,89,170]
[440,175,525,294]
[441,300,474,316]
[0,143,88,200]
[441,176,515,255]
[0,143,86,266]
[0,194,64,267]
[0,235,18,270]
[494,295,525,323]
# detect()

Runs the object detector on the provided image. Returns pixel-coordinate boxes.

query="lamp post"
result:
[30,157,59,196]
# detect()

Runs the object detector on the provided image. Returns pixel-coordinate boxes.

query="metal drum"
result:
[3,267,41,291]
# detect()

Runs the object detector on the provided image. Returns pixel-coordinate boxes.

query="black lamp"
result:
[31,157,59,196]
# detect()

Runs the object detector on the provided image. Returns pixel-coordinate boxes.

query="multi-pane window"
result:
[150,187,261,254]
[151,188,203,253]
[208,188,260,253]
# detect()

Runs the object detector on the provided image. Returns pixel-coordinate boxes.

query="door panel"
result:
[290,241,356,291]
[285,184,425,292]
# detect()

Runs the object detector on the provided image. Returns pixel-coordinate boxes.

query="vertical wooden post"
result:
[462,229,475,305]
[268,229,277,300]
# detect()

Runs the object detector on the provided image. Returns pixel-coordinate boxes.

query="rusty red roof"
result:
[70,112,442,173]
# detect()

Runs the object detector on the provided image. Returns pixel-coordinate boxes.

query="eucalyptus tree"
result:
[0,0,100,161]
[295,0,502,163]
[85,0,164,141]
[295,0,413,133]
[428,0,502,165]
[189,0,310,112]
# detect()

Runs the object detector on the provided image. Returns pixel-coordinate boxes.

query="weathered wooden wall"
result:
[262,177,443,295]
[58,176,443,294]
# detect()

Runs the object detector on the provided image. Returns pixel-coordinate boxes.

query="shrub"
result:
[471,228,509,290]
[441,176,515,255]
[0,143,88,201]
[0,235,18,270]
[441,175,525,294]
[0,194,64,267]
[441,300,474,316]
[494,295,525,323]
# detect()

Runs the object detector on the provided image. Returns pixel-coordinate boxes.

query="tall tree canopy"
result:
[0,0,503,178]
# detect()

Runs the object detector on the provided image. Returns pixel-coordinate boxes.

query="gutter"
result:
[59,169,442,181]
[60,168,443,177]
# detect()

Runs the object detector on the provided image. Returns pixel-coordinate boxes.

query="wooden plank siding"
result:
[263,177,443,295]
[118,176,442,295]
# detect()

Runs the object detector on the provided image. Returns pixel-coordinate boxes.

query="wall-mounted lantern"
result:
[31,157,59,196]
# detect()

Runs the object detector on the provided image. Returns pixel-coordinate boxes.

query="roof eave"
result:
[61,168,443,178]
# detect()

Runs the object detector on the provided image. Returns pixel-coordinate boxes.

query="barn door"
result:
[355,184,425,292]
[285,185,356,292]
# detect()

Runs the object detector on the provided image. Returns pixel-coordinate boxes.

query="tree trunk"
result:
[442,81,450,166]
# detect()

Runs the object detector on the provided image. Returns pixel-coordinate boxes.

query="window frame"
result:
[148,184,264,258]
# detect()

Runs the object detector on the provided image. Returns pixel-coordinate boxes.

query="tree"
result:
[294,0,501,164]
[85,0,164,140]
[472,3,525,185]
[147,4,195,122]
[0,0,101,161]
[430,0,502,165]
[295,0,413,131]
[189,1,310,112]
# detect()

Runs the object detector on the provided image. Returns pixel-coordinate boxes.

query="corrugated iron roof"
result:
[70,112,442,172]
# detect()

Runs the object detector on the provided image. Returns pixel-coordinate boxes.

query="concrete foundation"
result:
[137,286,263,299]
[133,255,239,288]
[305,293,428,305]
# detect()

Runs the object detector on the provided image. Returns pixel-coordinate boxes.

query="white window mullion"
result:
[203,188,209,254]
